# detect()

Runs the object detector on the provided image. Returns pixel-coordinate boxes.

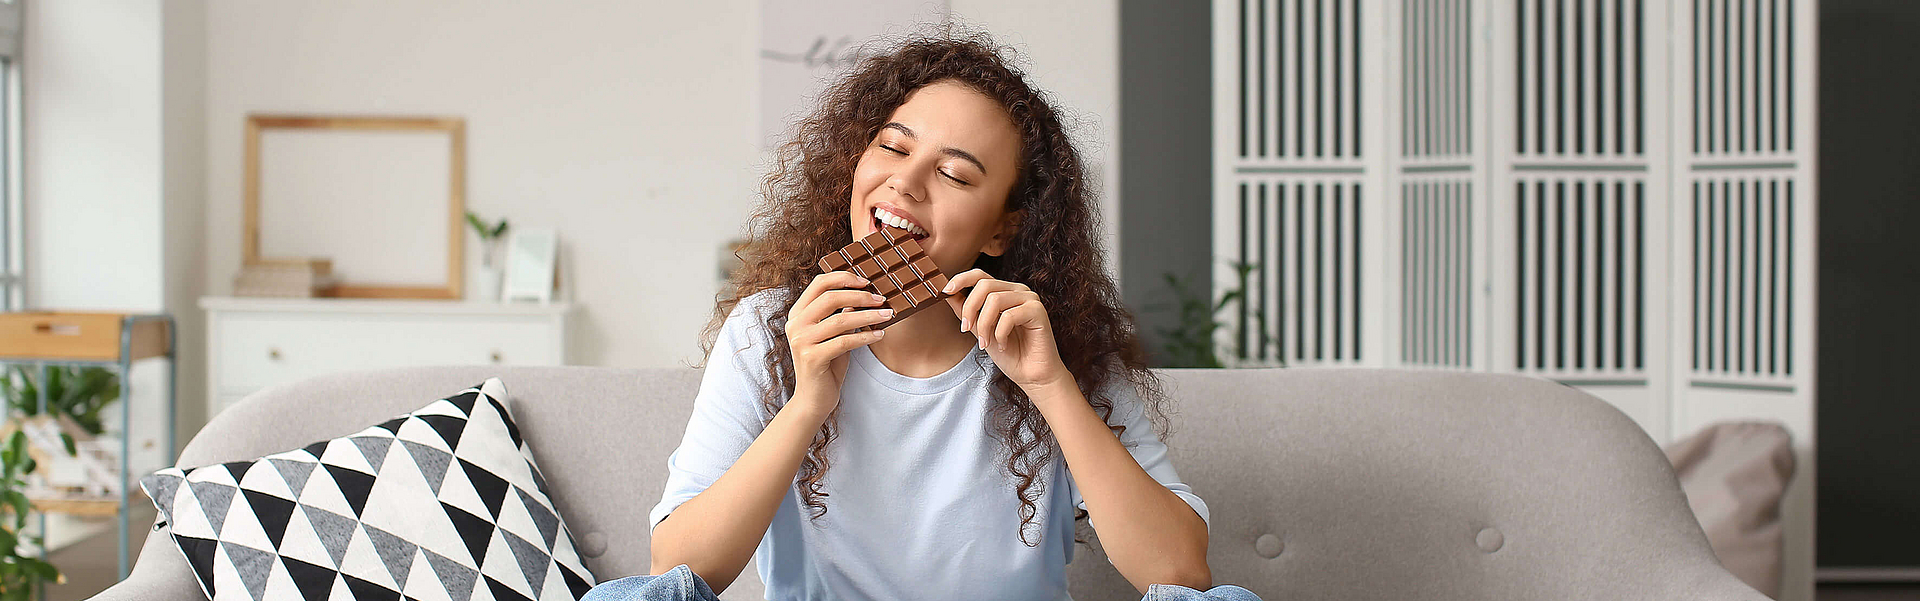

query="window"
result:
[0,0,20,310]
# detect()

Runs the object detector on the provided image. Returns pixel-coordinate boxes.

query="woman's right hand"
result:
[785,271,893,412]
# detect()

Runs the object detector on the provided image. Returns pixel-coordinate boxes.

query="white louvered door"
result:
[1213,0,1385,369]
[1212,1,1816,599]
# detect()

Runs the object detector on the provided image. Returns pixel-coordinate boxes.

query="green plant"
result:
[465,211,510,243]
[0,366,120,456]
[466,211,512,268]
[0,430,60,599]
[1150,260,1264,368]
[0,366,114,598]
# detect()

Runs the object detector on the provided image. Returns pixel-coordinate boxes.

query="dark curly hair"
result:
[696,30,1169,545]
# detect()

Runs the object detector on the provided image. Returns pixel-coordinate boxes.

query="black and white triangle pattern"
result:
[141,379,595,601]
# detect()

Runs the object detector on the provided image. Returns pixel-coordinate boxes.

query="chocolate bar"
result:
[816,225,951,331]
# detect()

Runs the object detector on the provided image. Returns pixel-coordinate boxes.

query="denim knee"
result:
[579,564,720,601]
[1144,583,1267,601]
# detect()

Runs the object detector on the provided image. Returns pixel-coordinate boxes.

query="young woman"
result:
[583,33,1263,601]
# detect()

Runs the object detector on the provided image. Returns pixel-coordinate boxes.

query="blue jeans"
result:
[581,564,1266,601]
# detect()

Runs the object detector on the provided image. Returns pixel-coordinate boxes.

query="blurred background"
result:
[0,0,1911,600]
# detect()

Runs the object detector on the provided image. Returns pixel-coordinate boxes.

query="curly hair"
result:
[696,30,1169,545]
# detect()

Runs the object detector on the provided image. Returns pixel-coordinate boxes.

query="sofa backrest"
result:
[152,365,1762,601]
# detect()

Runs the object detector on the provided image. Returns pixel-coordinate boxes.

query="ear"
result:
[981,209,1023,257]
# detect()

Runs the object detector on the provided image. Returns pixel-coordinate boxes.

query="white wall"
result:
[22,0,206,550]
[201,0,1121,369]
[948,0,1122,281]
[161,0,208,462]
[26,1,163,311]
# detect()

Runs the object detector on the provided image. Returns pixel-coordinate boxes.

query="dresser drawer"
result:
[215,314,560,391]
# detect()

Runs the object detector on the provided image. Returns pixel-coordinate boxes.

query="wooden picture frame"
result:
[243,114,466,299]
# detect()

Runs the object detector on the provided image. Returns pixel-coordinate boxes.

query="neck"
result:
[865,305,978,379]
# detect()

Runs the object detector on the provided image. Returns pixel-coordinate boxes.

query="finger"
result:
[993,299,1043,351]
[807,290,887,324]
[973,290,1027,350]
[821,307,895,335]
[799,271,871,316]
[940,269,988,326]
[940,268,992,296]
[959,279,1016,334]
[817,328,887,358]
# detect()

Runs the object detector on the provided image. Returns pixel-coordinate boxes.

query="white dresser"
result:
[201,297,572,417]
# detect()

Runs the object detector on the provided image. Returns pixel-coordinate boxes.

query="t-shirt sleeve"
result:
[1068,372,1212,533]
[648,291,786,532]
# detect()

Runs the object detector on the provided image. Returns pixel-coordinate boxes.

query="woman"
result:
[585,32,1263,601]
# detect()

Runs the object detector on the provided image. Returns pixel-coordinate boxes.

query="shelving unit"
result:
[0,313,175,581]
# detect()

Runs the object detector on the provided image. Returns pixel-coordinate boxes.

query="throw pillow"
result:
[140,378,595,601]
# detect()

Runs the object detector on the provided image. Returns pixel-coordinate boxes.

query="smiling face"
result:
[848,80,1024,277]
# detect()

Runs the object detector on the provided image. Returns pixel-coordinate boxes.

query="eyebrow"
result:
[882,122,989,176]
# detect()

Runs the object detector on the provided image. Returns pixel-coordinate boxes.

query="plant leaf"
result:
[3,492,27,523]
[1213,290,1242,312]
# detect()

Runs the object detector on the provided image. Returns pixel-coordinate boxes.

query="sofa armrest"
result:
[83,523,205,601]
[1652,563,1777,601]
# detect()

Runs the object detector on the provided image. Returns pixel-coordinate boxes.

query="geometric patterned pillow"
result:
[139,379,595,601]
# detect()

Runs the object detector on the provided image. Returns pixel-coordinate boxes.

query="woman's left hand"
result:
[943,269,1071,392]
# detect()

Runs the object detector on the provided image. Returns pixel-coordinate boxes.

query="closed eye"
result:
[881,144,969,185]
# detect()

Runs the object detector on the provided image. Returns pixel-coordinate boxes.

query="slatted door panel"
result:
[1217,0,1376,368]
[1235,0,1366,162]
[1393,0,1485,370]
[1668,0,1813,596]
[1213,0,1817,597]
[1399,178,1474,368]
[1493,0,1658,387]
[1678,0,1807,391]
[1232,179,1366,365]
[1690,177,1797,385]
[1403,0,1473,161]
[1512,177,1646,375]
[1690,0,1796,158]
[1514,0,1646,159]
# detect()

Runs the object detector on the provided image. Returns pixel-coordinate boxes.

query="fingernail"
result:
[874,329,885,338]
[942,282,955,294]
[878,309,894,318]
[871,293,886,303]
[977,335,985,349]
[960,318,969,332]
[997,341,1004,352]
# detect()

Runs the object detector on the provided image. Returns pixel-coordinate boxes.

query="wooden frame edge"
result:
[242,113,467,300]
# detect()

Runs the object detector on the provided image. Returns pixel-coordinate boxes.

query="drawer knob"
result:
[268,348,282,360]
[490,351,503,364]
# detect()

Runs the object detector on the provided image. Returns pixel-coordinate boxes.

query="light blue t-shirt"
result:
[649,290,1209,601]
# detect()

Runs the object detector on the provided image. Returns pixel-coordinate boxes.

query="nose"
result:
[884,161,933,204]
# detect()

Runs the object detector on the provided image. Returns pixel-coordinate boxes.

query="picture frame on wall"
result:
[243,114,467,299]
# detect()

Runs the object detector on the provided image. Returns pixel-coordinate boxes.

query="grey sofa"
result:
[91,366,1768,601]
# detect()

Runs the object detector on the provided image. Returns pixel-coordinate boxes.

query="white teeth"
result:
[873,208,927,237]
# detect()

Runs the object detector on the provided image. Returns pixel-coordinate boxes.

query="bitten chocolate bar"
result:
[816,225,951,331]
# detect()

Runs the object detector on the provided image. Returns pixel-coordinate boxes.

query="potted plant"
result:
[0,366,110,599]
[1147,260,1280,368]
[0,429,62,599]
[466,211,511,302]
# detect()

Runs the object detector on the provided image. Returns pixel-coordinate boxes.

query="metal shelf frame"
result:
[0,313,176,582]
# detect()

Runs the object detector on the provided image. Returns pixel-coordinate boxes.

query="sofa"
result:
[90,366,1769,600]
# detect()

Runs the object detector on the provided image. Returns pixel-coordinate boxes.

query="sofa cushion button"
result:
[1475,527,1504,553]
[1255,533,1283,558]
[581,531,608,558]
